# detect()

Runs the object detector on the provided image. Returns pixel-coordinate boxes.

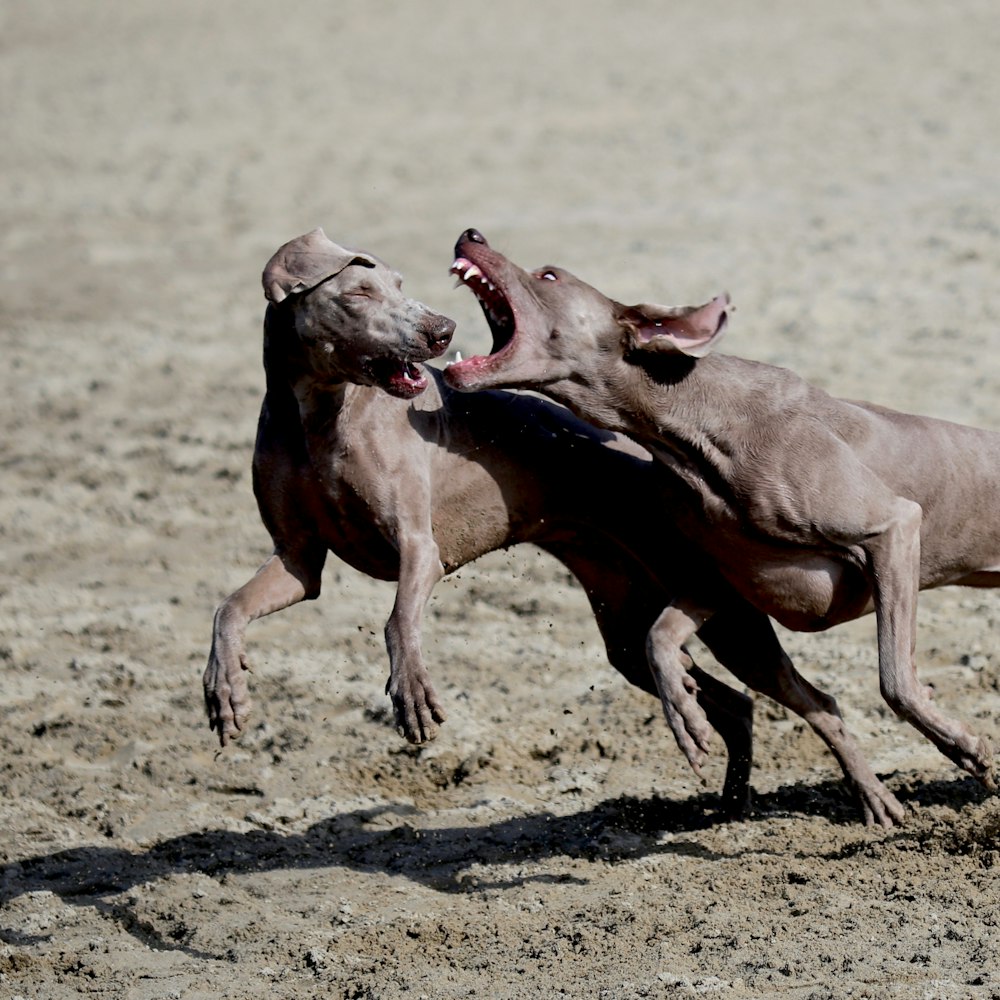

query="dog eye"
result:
[536,270,559,282]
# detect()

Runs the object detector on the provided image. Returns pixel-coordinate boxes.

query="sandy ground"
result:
[3,2,1000,997]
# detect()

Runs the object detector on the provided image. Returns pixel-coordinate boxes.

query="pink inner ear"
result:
[634,293,730,357]
[673,294,729,338]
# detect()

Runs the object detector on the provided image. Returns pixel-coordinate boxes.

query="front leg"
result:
[384,530,447,743]
[645,599,716,773]
[204,547,325,746]
[867,498,995,787]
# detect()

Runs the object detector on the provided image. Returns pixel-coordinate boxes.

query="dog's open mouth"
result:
[446,257,517,385]
[365,357,428,399]
[450,257,515,351]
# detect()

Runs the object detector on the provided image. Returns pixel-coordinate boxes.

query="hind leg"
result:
[699,608,906,828]
[548,542,754,815]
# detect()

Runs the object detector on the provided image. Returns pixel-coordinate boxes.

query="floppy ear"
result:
[262,227,378,304]
[623,293,731,358]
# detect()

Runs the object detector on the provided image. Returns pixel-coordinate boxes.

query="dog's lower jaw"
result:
[364,357,429,398]
[442,356,484,392]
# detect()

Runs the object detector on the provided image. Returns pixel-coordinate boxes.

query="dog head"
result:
[442,228,727,395]
[263,229,454,399]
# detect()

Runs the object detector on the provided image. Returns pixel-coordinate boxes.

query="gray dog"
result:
[444,227,999,809]
[207,228,868,820]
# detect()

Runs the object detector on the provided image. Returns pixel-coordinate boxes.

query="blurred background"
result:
[4,1,998,413]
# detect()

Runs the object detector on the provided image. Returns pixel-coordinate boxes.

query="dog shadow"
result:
[1,774,993,958]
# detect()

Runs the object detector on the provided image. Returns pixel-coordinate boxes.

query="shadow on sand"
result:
[1,774,993,958]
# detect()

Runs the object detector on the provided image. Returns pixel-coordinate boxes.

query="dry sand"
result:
[2,2,1000,997]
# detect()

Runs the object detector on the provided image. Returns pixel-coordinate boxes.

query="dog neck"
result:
[541,351,756,484]
[262,302,354,427]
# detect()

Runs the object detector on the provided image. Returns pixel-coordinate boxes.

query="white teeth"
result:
[450,258,498,294]
[455,350,463,362]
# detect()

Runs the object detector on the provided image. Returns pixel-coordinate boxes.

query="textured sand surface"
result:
[2,2,1000,997]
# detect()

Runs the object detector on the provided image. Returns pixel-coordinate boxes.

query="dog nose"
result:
[426,314,456,347]
[461,228,486,246]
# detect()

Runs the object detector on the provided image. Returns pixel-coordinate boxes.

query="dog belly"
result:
[723,554,874,632]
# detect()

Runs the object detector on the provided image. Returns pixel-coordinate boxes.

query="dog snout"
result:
[423,312,455,354]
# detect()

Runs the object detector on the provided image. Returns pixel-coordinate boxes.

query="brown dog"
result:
[443,227,998,808]
[203,229,900,823]
[205,229,760,814]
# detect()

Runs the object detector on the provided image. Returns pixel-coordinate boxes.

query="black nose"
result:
[461,228,487,246]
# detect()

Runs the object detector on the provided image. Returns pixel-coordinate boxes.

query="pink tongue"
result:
[391,362,425,392]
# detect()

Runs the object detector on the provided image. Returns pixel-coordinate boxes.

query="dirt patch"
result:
[2,2,1000,997]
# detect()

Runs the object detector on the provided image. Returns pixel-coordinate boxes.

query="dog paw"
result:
[203,647,252,747]
[662,706,713,774]
[856,781,907,829]
[386,670,447,744]
[942,732,995,789]
[652,668,712,773]
[967,735,996,790]
[660,690,713,775]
